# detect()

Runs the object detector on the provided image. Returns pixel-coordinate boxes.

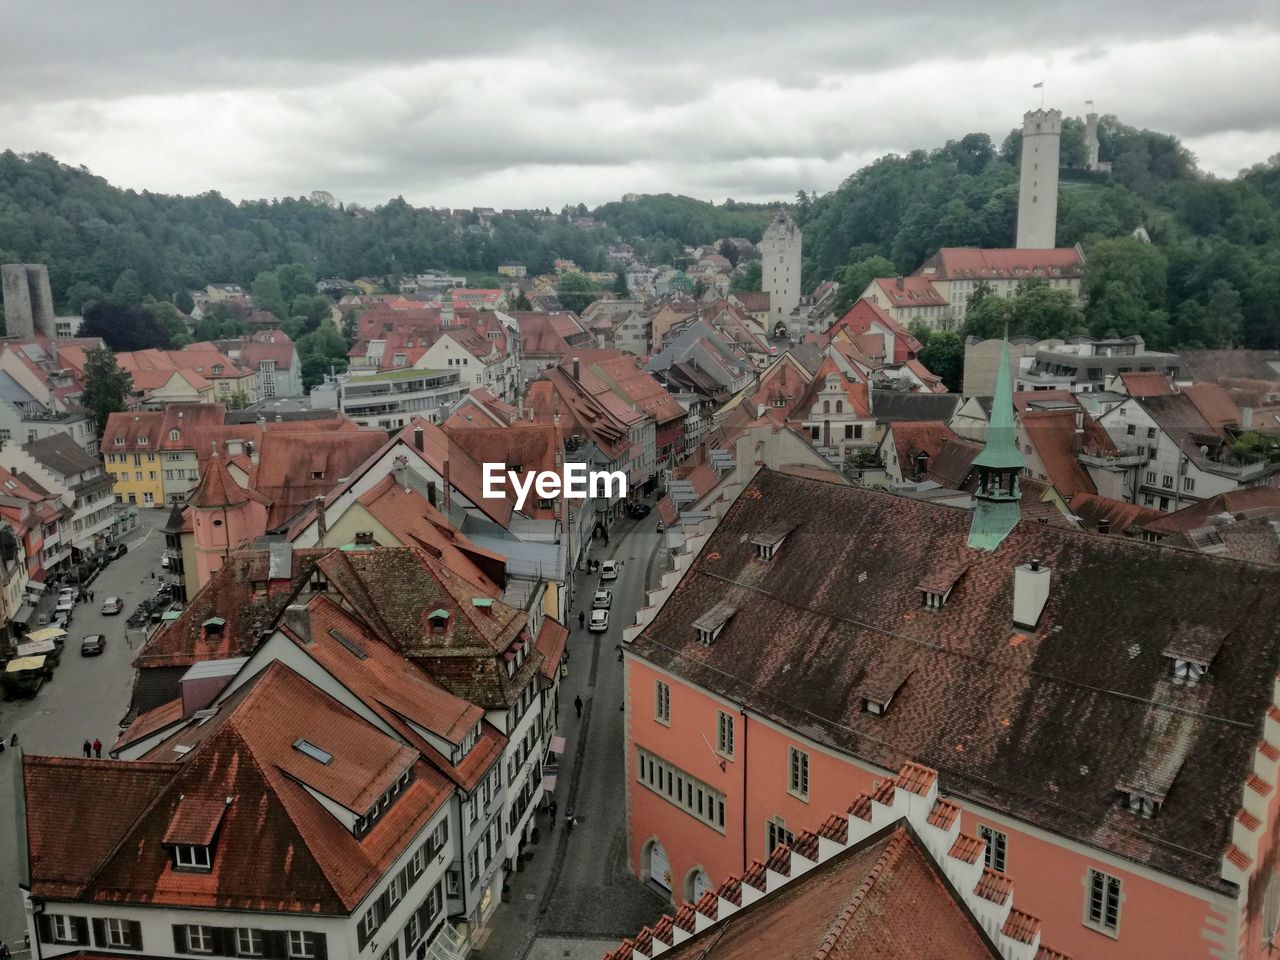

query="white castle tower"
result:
[1016,108,1061,249]
[760,210,802,324]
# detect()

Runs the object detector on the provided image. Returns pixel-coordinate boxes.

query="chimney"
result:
[413,426,424,452]
[284,604,312,644]
[1097,518,1111,535]
[314,495,327,542]
[572,356,580,381]
[1012,560,1051,629]
[896,276,904,291]
[275,414,283,423]
[257,415,267,429]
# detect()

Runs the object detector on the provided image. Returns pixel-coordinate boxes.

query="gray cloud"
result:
[3,1,1279,207]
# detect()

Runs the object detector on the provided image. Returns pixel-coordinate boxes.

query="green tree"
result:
[1082,236,1170,344]
[252,271,288,319]
[1232,431,1280,464]
[612,272,631,298]
[111,269,144,304]
[917,330,964,392]
[1013,283,1088,339]
[556,272,599,313]
[174,288,195,314]
[510,290,533,311]
[833,256,896,313]
[82,348,131,436]
[276,262,316,301]
[143,301,193,347]
[731,261,762,294]
[81,300,173,351]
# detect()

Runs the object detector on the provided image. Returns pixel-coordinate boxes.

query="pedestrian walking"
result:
[89,590,95,602]
[1,937,12,959]
[548,799,557,823]
[574,695,583,718]
[93,738,102,759]
[578,610,585,629]
[82,738,92,758]
[565,812,576,833]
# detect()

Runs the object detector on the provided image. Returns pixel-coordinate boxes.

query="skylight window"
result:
[293,738,332,765]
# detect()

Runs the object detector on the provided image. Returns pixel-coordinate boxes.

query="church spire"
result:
[968,336,1025,551]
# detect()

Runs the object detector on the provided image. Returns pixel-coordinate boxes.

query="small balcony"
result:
[1079,446,1150,469]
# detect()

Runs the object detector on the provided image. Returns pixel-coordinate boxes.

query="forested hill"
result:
[800,116,1280,349]
[1,111,1278,350]
[0,151,772,314]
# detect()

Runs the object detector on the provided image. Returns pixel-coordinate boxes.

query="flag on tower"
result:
[1032,81,1044,88]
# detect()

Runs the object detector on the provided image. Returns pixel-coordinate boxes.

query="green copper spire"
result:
[972,336,1025,471]
[968,336,1024,551]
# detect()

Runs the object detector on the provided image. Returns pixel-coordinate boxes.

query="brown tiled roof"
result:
[1001,907,1041,944]
[888,420,960,474]
[921,247,1085,281]
[1120,371,1173,397]
[135,547,327,669]
[250,429,389,529]
[637,825,999,960]
[629,468,1280,892]
[1020,409,1110,497]
[1144,488,1280,536]
[27,663,452,913]
[1182,382,1242,436]
[1065,493,1164,536]
[871,276,948,307]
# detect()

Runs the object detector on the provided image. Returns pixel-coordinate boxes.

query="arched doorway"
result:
[684,866,712,904]
[643,838,672,892]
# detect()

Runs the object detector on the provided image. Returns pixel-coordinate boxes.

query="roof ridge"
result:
[813,827,910,960]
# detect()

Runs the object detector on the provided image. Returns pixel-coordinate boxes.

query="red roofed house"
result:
[827,298,923,365]
[590,354,688,472]
[915,246,1086,321]
[784,358,876,463]
[861,275,952,332]
[20,653,463,958]
[878,420,967,486]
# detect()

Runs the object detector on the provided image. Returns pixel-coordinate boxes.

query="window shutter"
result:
[35,913,53,944]
[268,930,290,959]
[127,919,143,950]
[377,890,391,923]
[74,915,90,945]
[172,925,189,954]
[312,933,328,960]
[209,926,227,956]
[92,917,107,947]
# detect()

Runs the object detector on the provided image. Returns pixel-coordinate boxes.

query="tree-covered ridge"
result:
[800,117,1280,350]
[0,153,771,314]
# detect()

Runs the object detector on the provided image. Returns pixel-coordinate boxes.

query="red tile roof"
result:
[871,276,948,307]
[1020,409,1109,497]
[1182,382,1242,435]
[249,428,389,528]
[591,354,687,425]
[1066,493,1164,536]
[888,420,961,475]
[920,247,1085,280]
[829,298,922,362]
[1143,488,1280,536]
[618,826,999,960]
[1119,371,1173,398]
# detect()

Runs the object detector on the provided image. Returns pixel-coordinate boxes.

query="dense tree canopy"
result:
[82,348,130,435]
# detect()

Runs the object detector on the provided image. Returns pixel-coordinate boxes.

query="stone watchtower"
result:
[760,211,802,325]
[1015,109,1061,249]
[1,264,57,339]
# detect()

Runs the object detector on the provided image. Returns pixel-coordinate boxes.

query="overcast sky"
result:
[4,1,1278,209]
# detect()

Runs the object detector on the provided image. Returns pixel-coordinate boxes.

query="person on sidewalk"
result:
[82,738,92,758]
[578,610,585,629]
[93,738,102,759]
[574,695,583,718]
[548,799,557,824]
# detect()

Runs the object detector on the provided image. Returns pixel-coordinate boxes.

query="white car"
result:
[589,609,609,632]
[58,587,77,604]
[600,560,619,581]
[592,589,612,610]
[160,555,170,569]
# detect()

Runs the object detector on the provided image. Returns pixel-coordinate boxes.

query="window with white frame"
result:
[716,711,734,758]
[185,924,214,953]
[636,746,725,832]
[50,914,78,943]
[1085,868,1122,935]
[287,930,317,958]
[655,680,670,724]
[174,844,211,870]
[788,747,809,800]
[766,816,794,855]
[978,824,1007,872]
[236,928,264,956]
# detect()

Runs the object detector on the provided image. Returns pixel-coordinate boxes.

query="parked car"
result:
[80,634,106,656]
[601,560,619,581]
[101,596,124,615]
[160,555,170,569]
[58,587,78,604]
[628,502,651,519]
[50,611,70,631]
[589,609,609,633]
[592,589,612,610]
[107,542,127,560]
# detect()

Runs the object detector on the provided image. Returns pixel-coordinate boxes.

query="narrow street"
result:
[476,509,670,960]
[0,509,169,954]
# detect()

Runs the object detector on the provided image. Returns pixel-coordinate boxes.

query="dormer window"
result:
[859,661,913,717]
[138,435,148,445]
[751,521,797,561]
[1125,792,1160,818]
[427,609,450,634]
[693,602,737,645]
[917,561,970,613]
[922,590,946,611]
[174,844,212,870]
[202,616,225,636]
[114,436,124,445]
[1162,623,1224,686]
[310,471,324,480]
[212,364,224,375]
[170,429,181,441]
